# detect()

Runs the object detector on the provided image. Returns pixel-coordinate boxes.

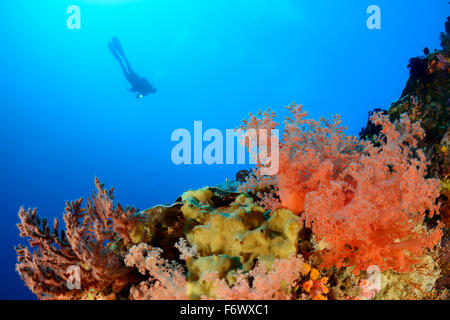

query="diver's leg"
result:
[119,63,133,83]
[111,37,134,74]
[117,60,133,84]
[109,41,132,82]
[123,57,133,74]
[111,37,125,56]
[108,42,122,62]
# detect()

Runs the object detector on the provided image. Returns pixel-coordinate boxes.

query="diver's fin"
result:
[111,36,127,59]
[108,42,122,62]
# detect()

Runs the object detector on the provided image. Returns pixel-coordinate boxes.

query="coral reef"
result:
[15,17,449,300]
[376,255,441,300]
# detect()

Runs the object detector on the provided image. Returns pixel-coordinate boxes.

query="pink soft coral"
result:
[241,104,442,274]
[202,254,307,300]
[124,243,188,300]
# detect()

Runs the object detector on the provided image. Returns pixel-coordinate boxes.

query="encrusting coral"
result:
[15,17,449,300]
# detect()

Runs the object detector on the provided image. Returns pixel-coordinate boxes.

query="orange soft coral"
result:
[241,104,442,274]
[304,113,442,273]
[239,103,359,213]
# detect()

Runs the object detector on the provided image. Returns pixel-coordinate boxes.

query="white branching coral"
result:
[124,243,188,300]
[175,238,198,261]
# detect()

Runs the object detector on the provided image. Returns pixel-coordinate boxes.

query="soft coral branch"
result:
[16,178,142,299]
[16,207,84,299]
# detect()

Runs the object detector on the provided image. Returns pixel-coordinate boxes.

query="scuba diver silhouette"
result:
[108,37,156,98]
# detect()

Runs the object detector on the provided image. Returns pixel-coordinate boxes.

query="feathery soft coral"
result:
[16,178,141,299]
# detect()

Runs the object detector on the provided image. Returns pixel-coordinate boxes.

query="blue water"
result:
[0,0,447,299]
